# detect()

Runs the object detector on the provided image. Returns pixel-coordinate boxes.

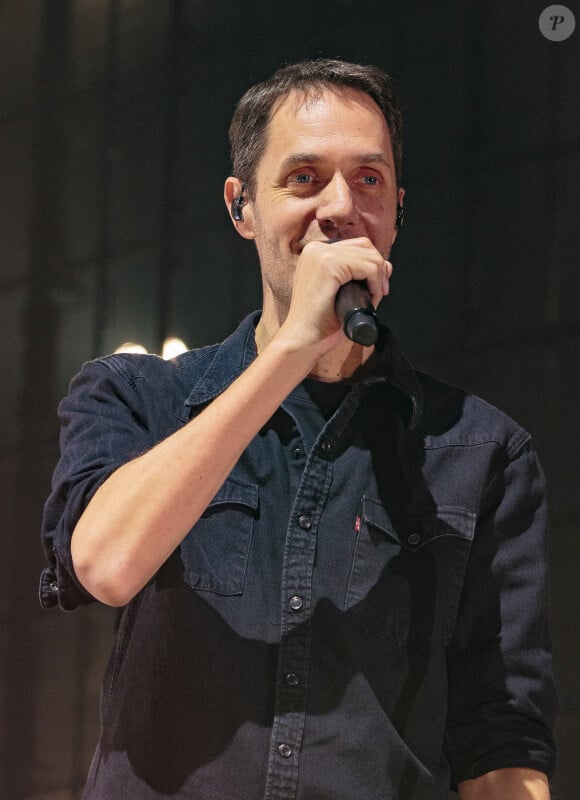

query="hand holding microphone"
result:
[279,237,390,356]
[328,238,380,347]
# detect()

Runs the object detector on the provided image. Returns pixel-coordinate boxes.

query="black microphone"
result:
[327,239,379,346]
[335,280,379,346]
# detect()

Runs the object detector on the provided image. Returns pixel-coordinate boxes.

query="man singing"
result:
[40,59,557,799]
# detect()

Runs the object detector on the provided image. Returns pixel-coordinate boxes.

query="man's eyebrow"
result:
[279,152,391,170]
[279,153,324,170]
[356,152,391,166]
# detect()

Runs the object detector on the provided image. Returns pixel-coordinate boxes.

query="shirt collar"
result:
[372,325,423,430]
[184,311,423,429]
[184,312,260,409]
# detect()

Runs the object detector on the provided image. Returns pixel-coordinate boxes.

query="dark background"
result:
[1,1,578,798]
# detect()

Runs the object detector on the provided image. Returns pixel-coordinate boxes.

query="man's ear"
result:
[391,186,405,245]
[224,177,256,239]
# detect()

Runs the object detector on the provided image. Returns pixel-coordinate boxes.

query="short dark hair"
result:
[228,58,403,197]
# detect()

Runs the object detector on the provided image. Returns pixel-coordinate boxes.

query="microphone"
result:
[335,281,379,346]
[327,239,379,346]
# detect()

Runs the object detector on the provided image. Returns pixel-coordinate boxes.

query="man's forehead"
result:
[261,86,393,165]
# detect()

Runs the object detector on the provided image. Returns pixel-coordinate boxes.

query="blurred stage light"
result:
[162,337,188,360]
[113,338,188,358]
[114,342,148,354]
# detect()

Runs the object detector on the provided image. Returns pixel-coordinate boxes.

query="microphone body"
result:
[335,281,379,346]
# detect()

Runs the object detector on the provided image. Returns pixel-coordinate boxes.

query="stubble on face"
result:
[251,209,296,323]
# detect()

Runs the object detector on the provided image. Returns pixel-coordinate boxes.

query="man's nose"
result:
[316,173,358,227]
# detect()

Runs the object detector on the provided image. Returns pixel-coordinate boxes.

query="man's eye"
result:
[292,173,313,183]
[361,174,379,185]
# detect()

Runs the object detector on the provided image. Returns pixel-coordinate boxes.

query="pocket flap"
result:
[206,476,259,512]
[361,496,475,550]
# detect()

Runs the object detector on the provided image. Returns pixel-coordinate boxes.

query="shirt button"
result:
[298,515,312,530]
[285,672,300,686]
[291,443,304,459]
[278,743,292,758]
[321,439,332,454]
[289,595,303,611]
[407,532,422,546]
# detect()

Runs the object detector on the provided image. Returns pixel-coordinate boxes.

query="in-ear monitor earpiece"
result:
[231,185,246,221]
[396,204,404,229]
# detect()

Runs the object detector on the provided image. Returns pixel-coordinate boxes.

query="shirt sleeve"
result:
[39,358,154,611]
[444,435,558,784]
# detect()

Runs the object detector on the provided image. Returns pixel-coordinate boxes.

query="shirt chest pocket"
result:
[345,497,476,645]
[179,477,259,595]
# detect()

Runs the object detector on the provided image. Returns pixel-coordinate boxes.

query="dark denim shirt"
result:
[40,312,557,800]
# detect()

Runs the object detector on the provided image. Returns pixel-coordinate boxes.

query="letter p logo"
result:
[539,5,576,40]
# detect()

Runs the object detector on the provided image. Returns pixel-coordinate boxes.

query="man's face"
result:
[239,87,404,320]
